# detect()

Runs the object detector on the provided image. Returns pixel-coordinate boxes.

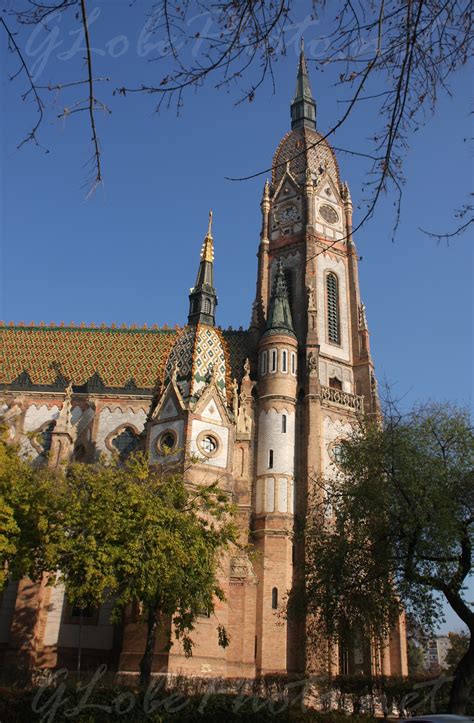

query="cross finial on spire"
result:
[188,211,218,326]
[201,210,214,262]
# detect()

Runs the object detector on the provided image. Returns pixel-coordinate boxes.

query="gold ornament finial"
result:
[201,210,215,262]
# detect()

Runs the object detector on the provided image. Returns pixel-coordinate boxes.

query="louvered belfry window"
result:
[326,272,340,344]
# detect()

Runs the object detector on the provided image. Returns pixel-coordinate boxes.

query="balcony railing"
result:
[321,385,364,413]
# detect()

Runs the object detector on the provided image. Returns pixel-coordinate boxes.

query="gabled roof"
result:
[0,324,250,394]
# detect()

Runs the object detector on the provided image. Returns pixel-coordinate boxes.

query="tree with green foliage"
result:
[0,428,53,589]
[305,402,473,714]
[48,453,237,687]
[407,639,425,675]
[446,631,470,675]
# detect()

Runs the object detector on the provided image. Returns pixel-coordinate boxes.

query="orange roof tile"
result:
[1,326,250,392]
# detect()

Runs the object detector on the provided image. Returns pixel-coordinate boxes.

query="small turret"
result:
[188,211,218,326]
[263,260,295,338]
[254,258,298,675]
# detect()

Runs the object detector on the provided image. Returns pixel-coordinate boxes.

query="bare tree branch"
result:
[0,16,46,151]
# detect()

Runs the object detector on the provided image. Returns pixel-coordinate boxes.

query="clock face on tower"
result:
[278,205,298,224]
[319,204,339,225]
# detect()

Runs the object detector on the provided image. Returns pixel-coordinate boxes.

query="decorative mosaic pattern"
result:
[1,325,251,394]
[0,327,179,390]
[163,324,229,400]
[192,325,227,397]
[164,326,196,396]
[272,128,340,189]
[222,330,250,386]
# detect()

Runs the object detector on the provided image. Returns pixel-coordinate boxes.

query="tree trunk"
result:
[448,632,473,714]
[139,600,161,689]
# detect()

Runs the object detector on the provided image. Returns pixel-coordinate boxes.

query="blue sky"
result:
[1,2,472,632]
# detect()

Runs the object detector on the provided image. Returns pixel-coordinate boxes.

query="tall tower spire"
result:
[188,211,218,326]
[290,38,316,130]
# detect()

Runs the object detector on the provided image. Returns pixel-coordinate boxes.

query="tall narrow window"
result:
[281,350,287,372]
[268,449,274,469]
[270,349,277,372]
[203,298,211,314]
[261,351,267,375]
[39,422,55,455]
[282,414,287,433]
[291,352,296,375]
[271,587,278,609]
[326,272,340,344]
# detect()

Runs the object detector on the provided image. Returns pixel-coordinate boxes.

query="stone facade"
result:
[0,49,407,679]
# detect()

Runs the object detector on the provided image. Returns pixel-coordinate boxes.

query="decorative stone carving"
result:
[230,553,257,582]
[306,284,316,311]
[237,401,252,435]
[321,385,364,413]
[307,351,318,375]
[243,358,250,380]
[54,382,74,436]
[232,378,239,418]
[0,399,23,423]
[341,180,352,205]
[86,371,106,393]
[358,302,368,330]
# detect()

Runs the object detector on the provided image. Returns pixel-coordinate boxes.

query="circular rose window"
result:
[319,204,339,224]
[201,435,217,454]
[157,430,177,454]
[197,432,220,458]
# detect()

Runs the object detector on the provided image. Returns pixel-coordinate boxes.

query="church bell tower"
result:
[251,41,400,677]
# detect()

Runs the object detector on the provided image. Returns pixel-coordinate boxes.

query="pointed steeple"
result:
[291,38,316,131]
[188,211,218,326]
[263,260,295,338]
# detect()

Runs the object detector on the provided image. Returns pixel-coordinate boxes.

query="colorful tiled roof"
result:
[0,324,250,393]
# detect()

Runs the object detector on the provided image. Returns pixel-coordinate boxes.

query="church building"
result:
[0,47,408,679]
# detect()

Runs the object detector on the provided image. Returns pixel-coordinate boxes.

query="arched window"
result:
[271,587,278,609]
[39,422,55,455]
[270,349,277,373]
[326,272,340,344]
[329,376,342,390]
[291,352,296,375]
[261,351,267,375]
[281,350,287,373]
[112,427,140,461]
[282,414,287,433]
[74,444,87,462]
